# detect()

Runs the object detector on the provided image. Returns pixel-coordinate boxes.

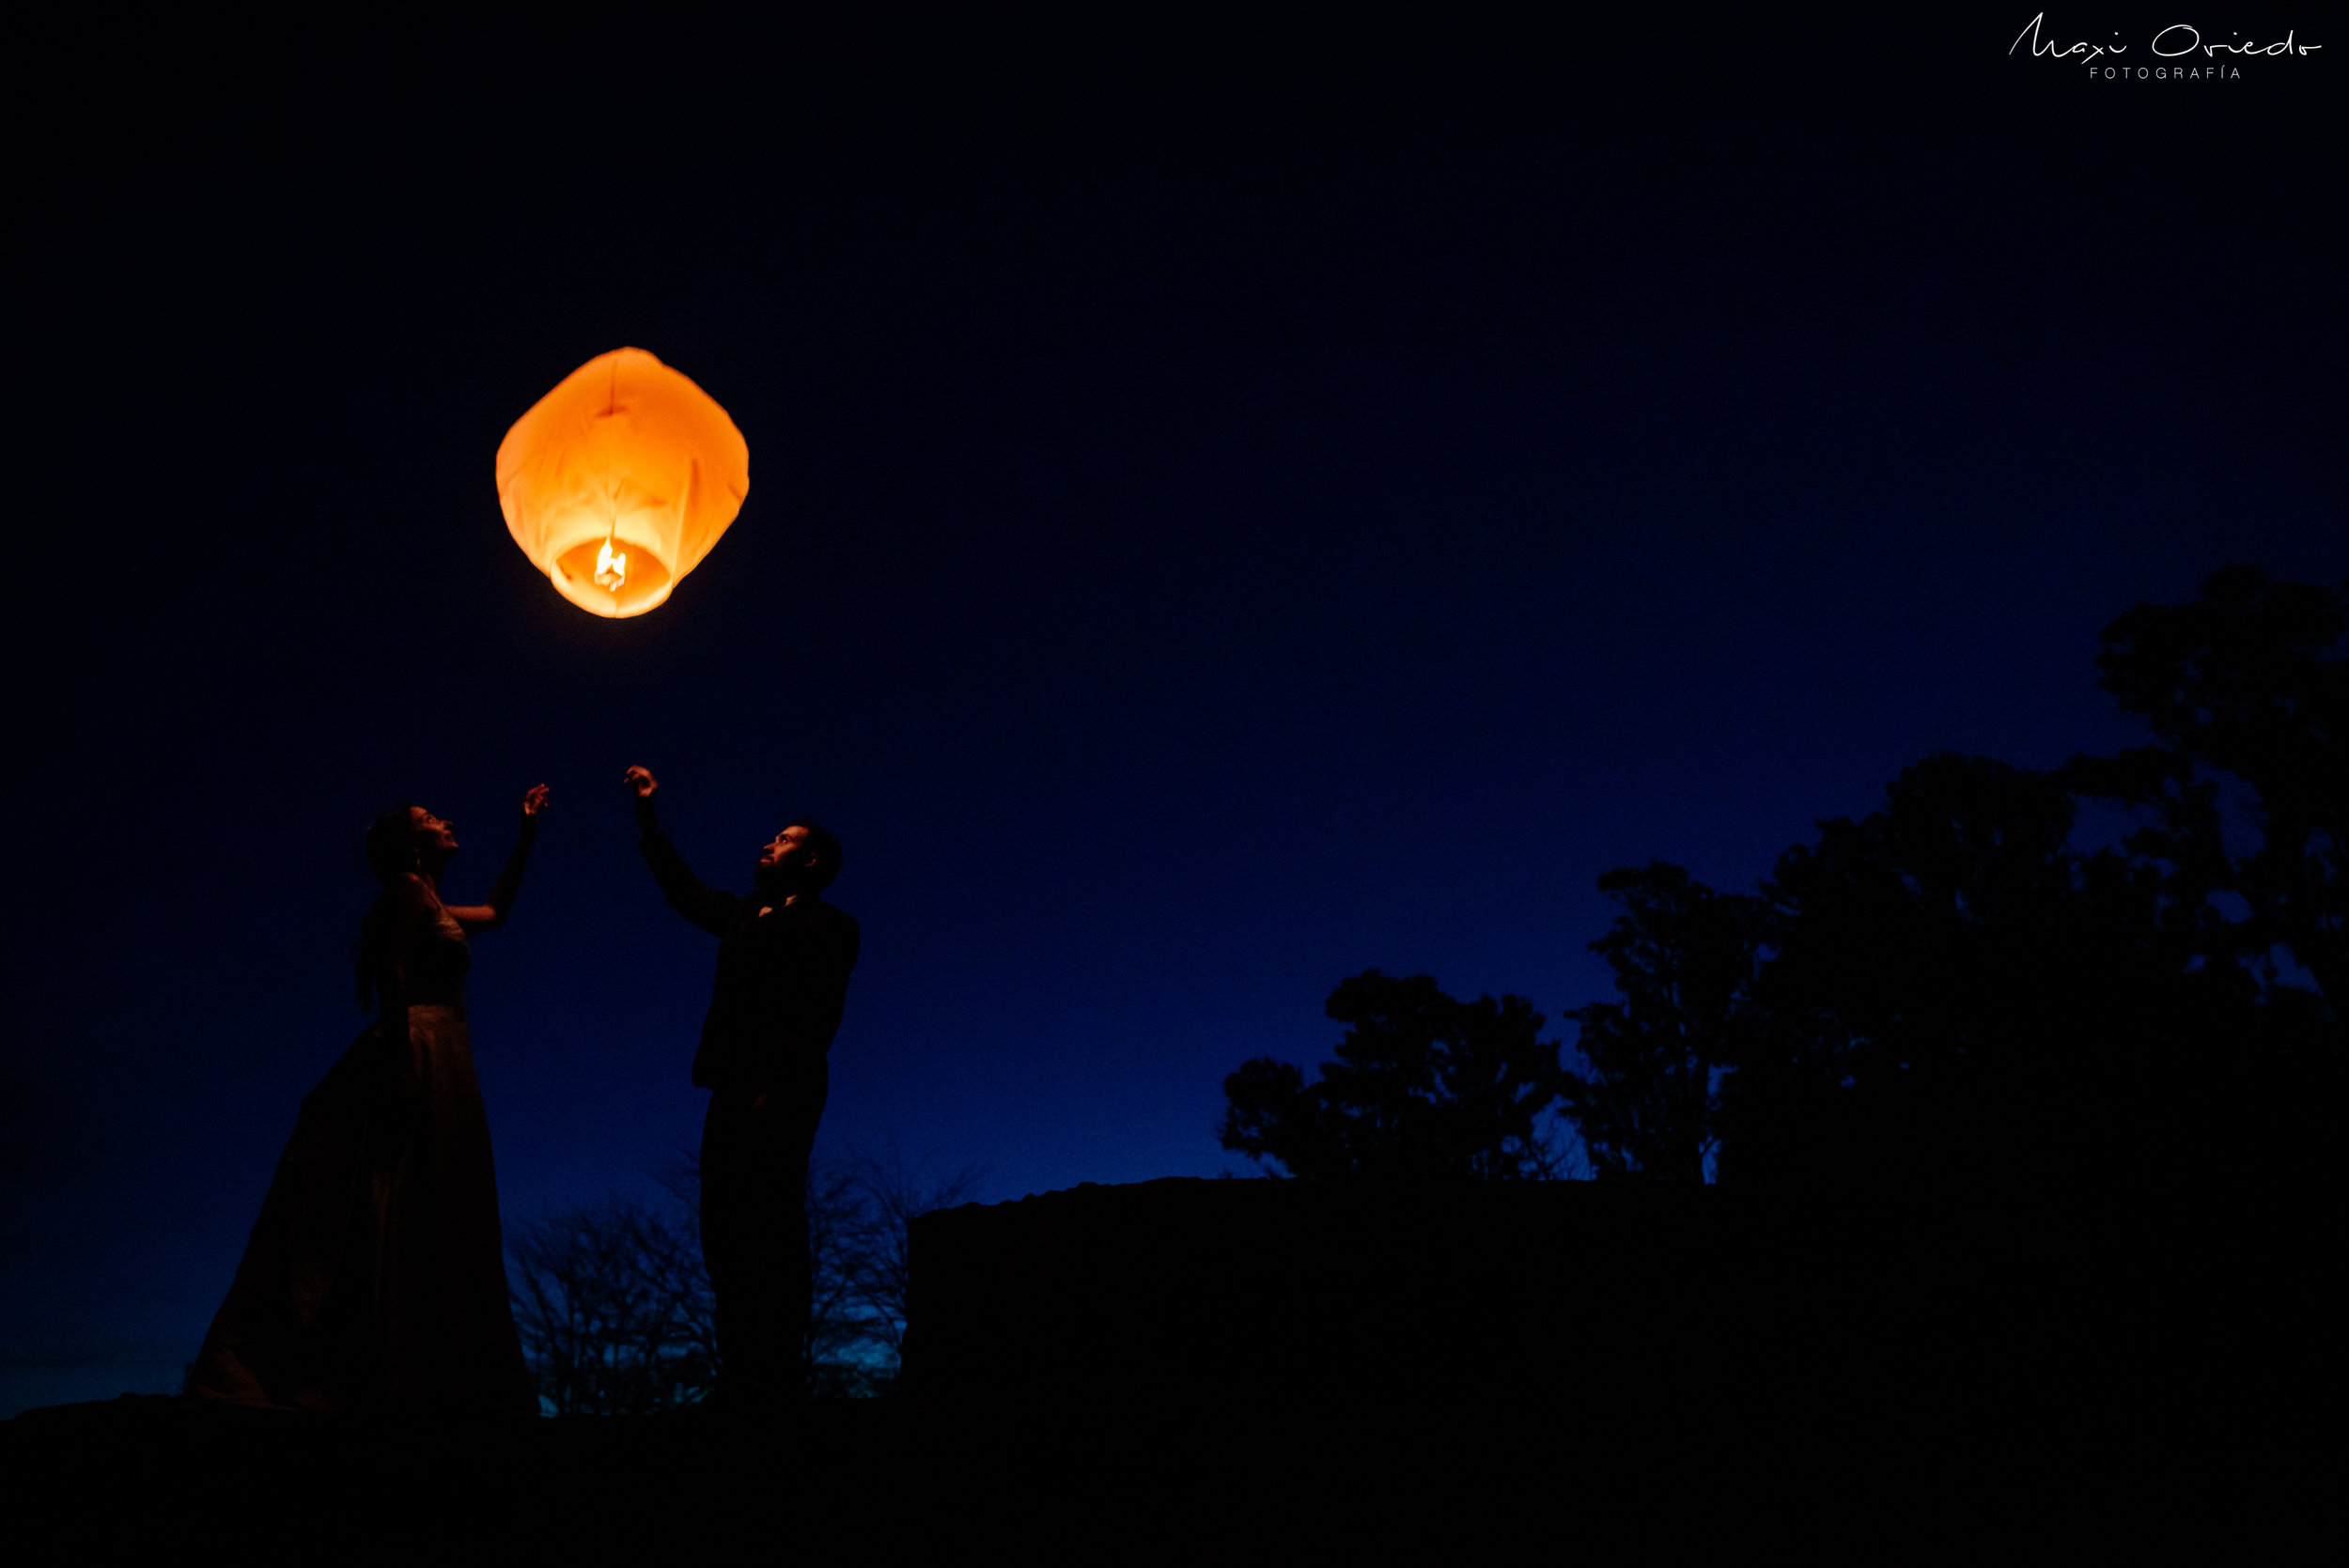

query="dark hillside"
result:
[11,1176,2338,1557]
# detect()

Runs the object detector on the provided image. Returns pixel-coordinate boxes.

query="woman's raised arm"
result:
[445,784,549,932]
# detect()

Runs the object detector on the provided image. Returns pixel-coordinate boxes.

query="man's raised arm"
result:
[626,766,739,936]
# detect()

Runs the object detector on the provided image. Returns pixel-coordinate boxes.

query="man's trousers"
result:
[698,1071,826,1404]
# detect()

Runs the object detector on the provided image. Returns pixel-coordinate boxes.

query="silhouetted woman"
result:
[188,786,550,1415]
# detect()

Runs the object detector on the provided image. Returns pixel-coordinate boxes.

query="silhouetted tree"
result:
[1704,574,2347,1197]
[1722,755,2086,1188]
[507,1196,714,1416]
[2066,566,2346,1032]
[1221,970,1565,1181]
[1708,744,2295,1208]
[1672,575,2349,1447]
[1561,863,1760,1184]
[837,1142,990,1374]
[804,1157,890,1397]
[507,1144,988,1409]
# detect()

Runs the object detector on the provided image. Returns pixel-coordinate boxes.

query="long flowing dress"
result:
[189,900,537,1414]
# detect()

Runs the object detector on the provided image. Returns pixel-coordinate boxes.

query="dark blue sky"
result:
[7,14,2341,1413]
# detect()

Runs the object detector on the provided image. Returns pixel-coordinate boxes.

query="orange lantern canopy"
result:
[497,349,750,618]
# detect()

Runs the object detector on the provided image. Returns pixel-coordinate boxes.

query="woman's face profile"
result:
[411,807,459,859]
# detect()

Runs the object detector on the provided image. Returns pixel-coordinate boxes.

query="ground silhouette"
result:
[9,1168,2341,1555]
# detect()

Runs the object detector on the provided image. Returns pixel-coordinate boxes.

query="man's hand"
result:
[521,783,552,819]
[624,767,659,802]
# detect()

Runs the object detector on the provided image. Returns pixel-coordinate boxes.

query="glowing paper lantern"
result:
[497,349,750,618]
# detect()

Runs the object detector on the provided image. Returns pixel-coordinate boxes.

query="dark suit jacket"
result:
[638,824,861,1093]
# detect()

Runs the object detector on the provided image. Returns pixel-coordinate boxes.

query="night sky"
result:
[8,14,2340,1414]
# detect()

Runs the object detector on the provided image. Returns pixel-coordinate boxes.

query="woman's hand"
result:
[521,783,552,820]
[624,766,659,802]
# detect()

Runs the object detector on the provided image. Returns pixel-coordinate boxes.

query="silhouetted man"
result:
[625,766,860,1408]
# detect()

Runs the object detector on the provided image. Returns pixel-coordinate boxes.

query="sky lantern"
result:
[497,349,750,618]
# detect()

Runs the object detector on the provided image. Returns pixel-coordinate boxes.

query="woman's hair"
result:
[354,805,421,1009]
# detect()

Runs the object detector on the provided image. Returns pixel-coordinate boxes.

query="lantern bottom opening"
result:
[548,540,677,619]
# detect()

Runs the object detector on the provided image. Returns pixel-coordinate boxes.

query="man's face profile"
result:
[757,825,817,885]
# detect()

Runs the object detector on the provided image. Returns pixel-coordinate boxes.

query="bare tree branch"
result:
[508,1139,991,1407]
